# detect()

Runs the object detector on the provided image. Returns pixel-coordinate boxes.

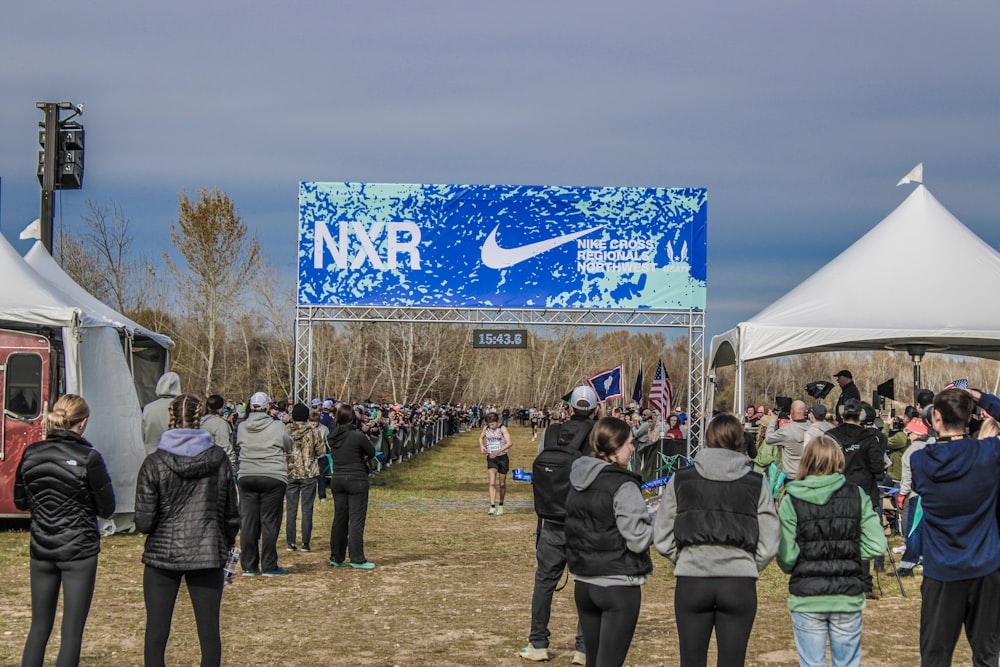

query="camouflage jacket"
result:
[284,422,326,479]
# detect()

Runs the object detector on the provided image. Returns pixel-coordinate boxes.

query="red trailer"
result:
[0,329,55,517]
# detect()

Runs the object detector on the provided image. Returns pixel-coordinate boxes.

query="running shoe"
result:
[518,645,549,661]
[349,561,376,570]
[262,567,287,577]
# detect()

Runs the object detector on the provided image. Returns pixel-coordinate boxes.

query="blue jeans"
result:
[791,611,862,667]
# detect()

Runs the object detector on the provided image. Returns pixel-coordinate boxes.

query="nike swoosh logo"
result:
[480,224,604,269]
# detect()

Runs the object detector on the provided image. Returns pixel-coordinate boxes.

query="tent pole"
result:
[736,358,745,420]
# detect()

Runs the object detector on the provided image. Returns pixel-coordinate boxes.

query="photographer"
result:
[766,400,809,481]
[911,388,1000,665]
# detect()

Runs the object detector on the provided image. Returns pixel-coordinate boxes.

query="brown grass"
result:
[0,425,966,666]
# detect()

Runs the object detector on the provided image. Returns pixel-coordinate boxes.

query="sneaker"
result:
[286,544,298,552]
[241,569,259,577]
[572,651,586,665]
[898,567,915,577]
[519,645,549,661]
[496,506,504,516]
[865,590,880,600]
[488,506,497,516]
[262,567,287,577]
[328,560,347,567]
[350,561,376,570]
[300,545,312,553]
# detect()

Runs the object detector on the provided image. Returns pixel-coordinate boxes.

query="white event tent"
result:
[709,185,1000,411]
[0,235,173,527]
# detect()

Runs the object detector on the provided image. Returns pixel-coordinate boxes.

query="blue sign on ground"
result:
[298,182,707,310]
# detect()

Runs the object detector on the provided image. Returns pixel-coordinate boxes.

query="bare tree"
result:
[165,188,262,396]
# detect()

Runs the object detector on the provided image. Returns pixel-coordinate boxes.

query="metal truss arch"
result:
[295,306,705,452]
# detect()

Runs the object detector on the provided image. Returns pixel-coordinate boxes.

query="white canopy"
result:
[24,241,174,350]
[709,185,1000,406]
[1,235,174,526]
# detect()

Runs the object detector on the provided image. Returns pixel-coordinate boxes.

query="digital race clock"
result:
[471,329,528,349]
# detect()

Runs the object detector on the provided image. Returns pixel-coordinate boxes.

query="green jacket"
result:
[753,441,782,475]
[777,473,887,613]
[883,427,909,481]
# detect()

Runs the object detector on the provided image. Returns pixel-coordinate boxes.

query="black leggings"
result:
[22,555,98,667]
[143,565,224,667]
[574,581,642,667]
[674,576,758,667]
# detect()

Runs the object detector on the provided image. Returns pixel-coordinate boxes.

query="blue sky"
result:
[2,2,998,340]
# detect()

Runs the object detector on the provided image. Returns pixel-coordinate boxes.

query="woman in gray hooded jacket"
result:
[565,416,654,667]
[653,413,780,667]
[235,391,292,576]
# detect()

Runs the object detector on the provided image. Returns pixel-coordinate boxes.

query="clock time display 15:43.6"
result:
[471,329,528,349]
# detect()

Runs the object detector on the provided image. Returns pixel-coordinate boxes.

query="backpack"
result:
[531,421,592,521]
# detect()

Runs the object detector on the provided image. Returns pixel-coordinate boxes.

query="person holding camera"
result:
[766,399,810,482]
[911,387,1000,665]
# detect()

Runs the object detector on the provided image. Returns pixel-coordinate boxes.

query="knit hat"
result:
[291,403,310,422]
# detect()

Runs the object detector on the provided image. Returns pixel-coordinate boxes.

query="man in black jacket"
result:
[828,398,887,597]
[833,370,861,422]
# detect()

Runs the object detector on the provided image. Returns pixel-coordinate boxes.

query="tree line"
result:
[58,189,1000,411]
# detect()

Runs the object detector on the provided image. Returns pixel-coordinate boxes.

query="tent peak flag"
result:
[897,163,924,187]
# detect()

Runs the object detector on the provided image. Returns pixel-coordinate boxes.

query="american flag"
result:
[649,358,673,418]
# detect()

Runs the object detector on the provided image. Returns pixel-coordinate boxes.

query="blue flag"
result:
[632,363,643,403]
[588,365,624,402]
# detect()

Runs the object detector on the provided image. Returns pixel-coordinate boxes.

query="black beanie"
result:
[291,403,310,422]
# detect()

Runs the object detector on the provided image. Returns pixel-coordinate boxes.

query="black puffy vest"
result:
[566,466,653,577]
[673,466,762,553]
[788,483,865,597]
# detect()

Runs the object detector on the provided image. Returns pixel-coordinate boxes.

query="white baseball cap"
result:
[249,391,270,409]
[569,385,599,411]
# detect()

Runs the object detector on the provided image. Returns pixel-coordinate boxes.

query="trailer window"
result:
[5,353,42,419]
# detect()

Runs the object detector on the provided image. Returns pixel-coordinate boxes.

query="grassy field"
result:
[0,425,961,666]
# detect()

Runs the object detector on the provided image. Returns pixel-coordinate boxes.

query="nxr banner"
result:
[298,182,707,310]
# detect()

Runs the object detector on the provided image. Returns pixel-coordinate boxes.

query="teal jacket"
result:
[777,473,886,613]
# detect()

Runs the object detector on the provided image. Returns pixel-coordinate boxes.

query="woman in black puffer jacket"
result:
[15,394,115,667]
[136,394,239,667]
